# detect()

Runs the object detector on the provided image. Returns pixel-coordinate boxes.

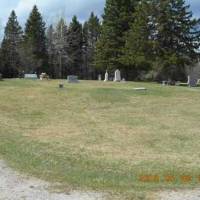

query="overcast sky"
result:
[0,0,199,38]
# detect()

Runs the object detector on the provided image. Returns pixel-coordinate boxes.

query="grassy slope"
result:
[0,79,200,199]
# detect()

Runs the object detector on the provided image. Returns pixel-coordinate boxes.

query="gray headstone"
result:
[24,74,38,79]
[67,75,79,83]
[186,62,200,87]
[98,74,102,81]
[188,75,198,87]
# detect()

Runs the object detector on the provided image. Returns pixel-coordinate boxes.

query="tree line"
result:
[0,0,200,81]
[0,6,100,79]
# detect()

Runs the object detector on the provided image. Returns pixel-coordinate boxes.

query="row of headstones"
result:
[23,73,79,83]
[24,73,49,80]
[3,71,199,87]
[98,69,125,82]
[162,76,200,87]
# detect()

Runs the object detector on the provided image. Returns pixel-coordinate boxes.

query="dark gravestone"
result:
[0,74,2,81]
[188,76,198,87]
[19,71,25,79]
[59,83,64,88]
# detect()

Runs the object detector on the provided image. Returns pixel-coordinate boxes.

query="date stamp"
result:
[139,175,195,184]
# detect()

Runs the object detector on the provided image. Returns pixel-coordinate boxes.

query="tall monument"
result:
[104,70,109,82]
[114,69,121,82]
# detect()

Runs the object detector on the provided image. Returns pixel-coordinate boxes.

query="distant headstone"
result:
[186,63,200,87]
[67,75,79,83]
[104,71,108,82]
[188,75,198,87]
[0,74,2,81]
[40,73,49,80]
[98,74,102,81]
[162,81,168,86]
[114,69,121,82]
[134,87,147,91]
[121,78,126,83]
[59,83,64,88]
[19,71,25,79]
[24,74,38,80]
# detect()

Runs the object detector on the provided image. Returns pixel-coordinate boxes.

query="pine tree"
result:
[0,10,23,78]
[24,5,48,74]
[67,16,82,76]
[122,0,156,79]
[155,0,200,80]
[0,48,2,75]
[123,0,200,81]
[95,0,139,73]
[82,12,101,79]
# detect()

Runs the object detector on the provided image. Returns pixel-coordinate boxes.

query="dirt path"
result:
[0,160,104,200]
[156,189,200,200]
[2,159,200,200]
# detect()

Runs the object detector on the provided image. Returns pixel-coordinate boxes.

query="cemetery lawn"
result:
[1,79,200,199]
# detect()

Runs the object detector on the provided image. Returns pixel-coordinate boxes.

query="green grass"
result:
[1,79,200,199]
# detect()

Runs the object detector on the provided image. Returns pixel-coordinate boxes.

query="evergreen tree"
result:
[123,0,200,81]
[121,0,157,79]
[67,16,82,76]
[0,11,23,78]
[24,5,48,74]
[82,12,101,79]
[95,0,139,74]
[155,0,200,80]
[0,48,2,75]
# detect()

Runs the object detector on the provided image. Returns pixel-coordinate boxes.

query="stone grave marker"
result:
[114,69,121,82]
[98,74,102,81]
[188,75,198,87]
[104,71,108,82]
[24,74,38,80]
[67,75,79,83]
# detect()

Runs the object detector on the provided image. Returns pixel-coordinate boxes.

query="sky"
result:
[0,0,105,28]
[0,0,199,39]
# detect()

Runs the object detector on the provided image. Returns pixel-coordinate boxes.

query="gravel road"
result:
[0,160,104,200]
[157,189,200,200]
[1,159,200,200]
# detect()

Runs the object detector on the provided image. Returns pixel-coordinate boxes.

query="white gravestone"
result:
[114,69,121,82]
[122,78,126,83]
[40,73,49,80]
[104,71,109,82]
